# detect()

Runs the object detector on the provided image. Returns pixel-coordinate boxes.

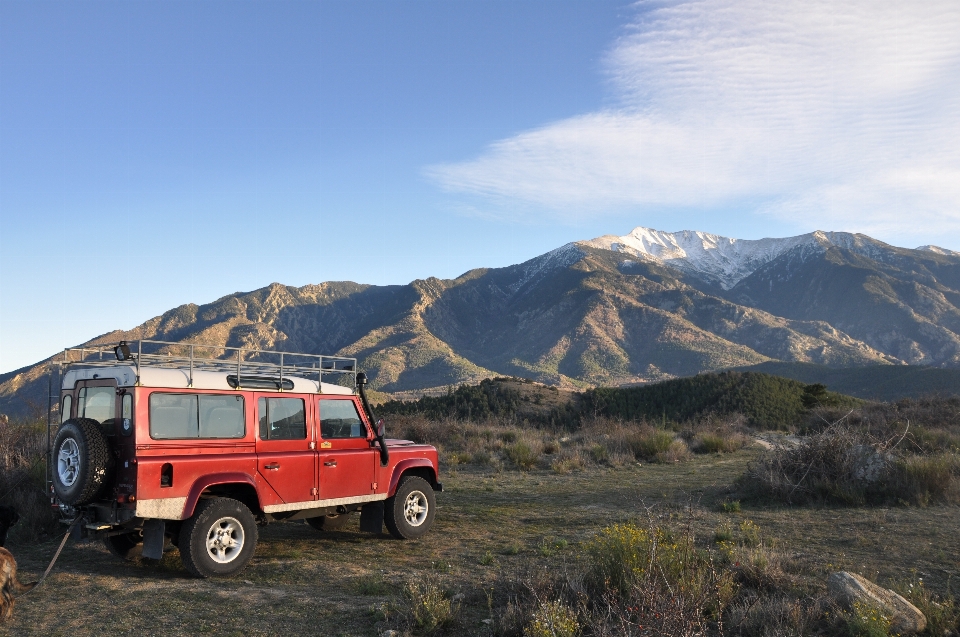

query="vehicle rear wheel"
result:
[103,532,142,561]
[384,476,435,540]
[52,418,113,506]
[179,498,257,578]
[306,513,350,532]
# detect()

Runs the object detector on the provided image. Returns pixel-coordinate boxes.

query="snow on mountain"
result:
[917,245,960,256]
[580,227,886,289]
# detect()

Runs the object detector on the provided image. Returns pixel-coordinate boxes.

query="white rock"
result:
[828,571,927,634]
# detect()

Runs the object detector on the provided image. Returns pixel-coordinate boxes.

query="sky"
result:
[1,0,959,374]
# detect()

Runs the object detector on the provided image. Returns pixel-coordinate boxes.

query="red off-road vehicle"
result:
[47,341,441,577]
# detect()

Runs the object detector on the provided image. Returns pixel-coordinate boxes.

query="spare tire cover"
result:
[53,418,113,506]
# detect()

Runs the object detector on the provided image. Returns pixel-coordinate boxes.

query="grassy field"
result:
[3,444,959,636]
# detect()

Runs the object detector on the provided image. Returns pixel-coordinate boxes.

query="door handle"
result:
[323,460,337,467]
[264,463,280,470]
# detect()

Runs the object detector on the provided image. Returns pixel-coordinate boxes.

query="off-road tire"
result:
[384,476,435,540]
[306,513,350,532]
[52,418,113,506]
[179,497,257,578]
[103,532,142,561]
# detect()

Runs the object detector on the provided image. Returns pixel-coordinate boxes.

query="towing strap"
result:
[25,516,81,593]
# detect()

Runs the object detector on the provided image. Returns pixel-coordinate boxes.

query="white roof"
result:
[61,365,354,395]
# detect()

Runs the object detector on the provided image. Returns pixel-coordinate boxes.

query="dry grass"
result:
[2,449,959,636]
[3,405,960,636]
[392,414,734,473]
[0,419,58,543]
[742,415,960,506]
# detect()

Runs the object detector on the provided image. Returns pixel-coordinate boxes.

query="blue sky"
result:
[2,0,959,373]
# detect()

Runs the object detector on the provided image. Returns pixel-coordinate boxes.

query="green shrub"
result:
[353,574,391,596]
[845,600,892,637]
[739,520,761,548]
[714,522,733,543]
[506,441,540,470]
[502,542,522,555]
[892,578,960,636]
[583,521,736,633]
[588,443,609,464]
[629,429,674,460]
[404,580,458,634]
[656,440,692,463]
[446,451,472,465]
[693,432,746,454]
[889,453,960,505]
[526,600,579,637]
[721,499,742,513]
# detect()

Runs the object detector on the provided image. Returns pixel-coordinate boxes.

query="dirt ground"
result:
[3,447,958,636]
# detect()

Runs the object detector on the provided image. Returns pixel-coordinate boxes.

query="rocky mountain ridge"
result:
[3,226,960,417]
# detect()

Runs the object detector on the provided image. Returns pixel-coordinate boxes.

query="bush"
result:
[888,454,960,505]
[628,428,674,460]
[892,578,960,636]
[526,599,579,637]
[657,440,692,463]
[740,417,960,506]
[402,580,459,634]
[583,521,735,635]
[0,419,58,543]
[588,443,608,465]
[692,432,748,454]
[506,441,540,470]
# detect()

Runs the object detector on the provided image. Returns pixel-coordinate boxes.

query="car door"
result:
[317,397,377,502]
[255,394,317,506]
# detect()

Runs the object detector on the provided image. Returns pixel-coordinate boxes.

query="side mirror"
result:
[377,418,385,438]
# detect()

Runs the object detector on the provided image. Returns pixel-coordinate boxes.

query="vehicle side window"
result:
[199,395,244,438]
[150,393,245,440]
[258,397,306,440]
[319,399,366,439]
[60,395,72,424]
[78,386,115,423]
[121,393,134,436]
[151,394,199,438]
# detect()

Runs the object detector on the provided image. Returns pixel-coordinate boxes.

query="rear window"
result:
[78,386,115,423]
[149,393,245,440]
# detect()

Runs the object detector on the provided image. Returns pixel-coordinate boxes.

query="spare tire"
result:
[53,418,113,506]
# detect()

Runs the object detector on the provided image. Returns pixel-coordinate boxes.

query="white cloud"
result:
[427,0,960,234]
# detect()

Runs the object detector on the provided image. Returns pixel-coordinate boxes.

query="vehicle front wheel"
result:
[179,497,257,578]
[384,476,435,540]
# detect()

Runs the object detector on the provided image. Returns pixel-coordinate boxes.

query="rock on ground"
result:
[828,571,927,634]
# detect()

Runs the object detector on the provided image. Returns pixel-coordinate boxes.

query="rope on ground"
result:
[25,516,81,593]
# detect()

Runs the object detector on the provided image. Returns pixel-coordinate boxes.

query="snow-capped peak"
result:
[580,227,867,289]
[917,245,960,256]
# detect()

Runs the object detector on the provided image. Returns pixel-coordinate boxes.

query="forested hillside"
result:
[378,371,860,429]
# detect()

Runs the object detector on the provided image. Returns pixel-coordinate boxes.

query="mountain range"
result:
[4,226,960,417]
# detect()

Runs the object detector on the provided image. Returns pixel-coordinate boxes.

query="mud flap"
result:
[142,519,166,560]
[359,501,384,534]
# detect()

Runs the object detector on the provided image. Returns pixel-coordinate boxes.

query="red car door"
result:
[255,394,317,505]
[317,397,377,502]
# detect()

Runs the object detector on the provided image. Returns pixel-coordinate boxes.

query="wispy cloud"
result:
[426,0,960,235]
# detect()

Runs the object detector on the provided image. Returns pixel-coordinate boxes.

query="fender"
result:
[386,458,436,496]
[181,472,259,519]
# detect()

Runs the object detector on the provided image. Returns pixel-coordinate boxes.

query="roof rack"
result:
[53,339,358,390]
